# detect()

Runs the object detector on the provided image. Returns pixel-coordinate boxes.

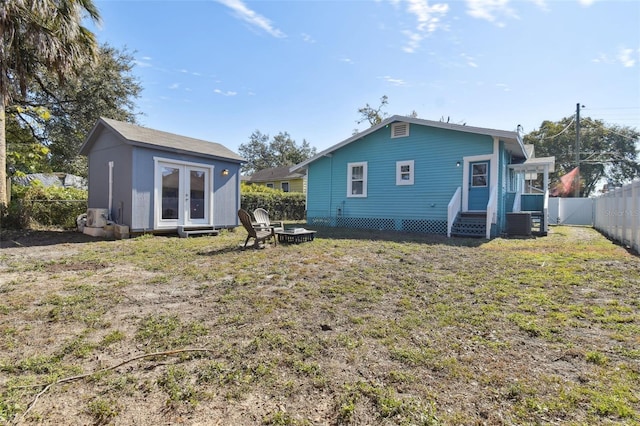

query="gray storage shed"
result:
[80,117,244,234]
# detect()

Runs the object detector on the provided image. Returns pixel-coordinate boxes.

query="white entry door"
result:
[155,159,212,228]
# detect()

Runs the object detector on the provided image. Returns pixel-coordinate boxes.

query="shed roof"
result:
[247,166,305,182]
[292,115,526,171]
[79,117,244,163]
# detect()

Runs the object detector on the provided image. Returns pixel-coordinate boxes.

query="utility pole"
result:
[574,103,581,197]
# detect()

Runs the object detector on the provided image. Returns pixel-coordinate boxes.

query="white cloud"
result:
[380,75,407,86]
[591,53,609,64]
[217,0,285,38]
[577,0,597,6]
[339,57,355,65]
[528,0,549,11]
[592,47,639,67]
[461,53,479,68]
[301,33,316,43]
[214,89,238,96]
[465,0,518,25]
[168,83,180,90]
[134,58,152,68]
[617,47,638,68]
[390,0,449,53]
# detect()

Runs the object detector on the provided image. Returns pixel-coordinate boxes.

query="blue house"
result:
[80,118,244,236]
[291,115,554,238]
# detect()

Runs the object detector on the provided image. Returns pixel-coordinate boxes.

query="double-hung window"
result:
[347,162,367,197]
[396,160,414,185]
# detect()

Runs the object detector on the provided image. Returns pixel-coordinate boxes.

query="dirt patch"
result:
[0,226,638,425]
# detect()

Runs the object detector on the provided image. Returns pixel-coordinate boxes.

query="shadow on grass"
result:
[305,226,488,248]
[0,229,98,248]
[197,244,253,256]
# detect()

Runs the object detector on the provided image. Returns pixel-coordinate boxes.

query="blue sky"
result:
[90,0,640,153]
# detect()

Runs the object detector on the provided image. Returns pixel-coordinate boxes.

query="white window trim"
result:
[347,161,367,198]
[265,182,274,189]
[391,122,410,138]
[396,160,414,185]
[471,162,489,188]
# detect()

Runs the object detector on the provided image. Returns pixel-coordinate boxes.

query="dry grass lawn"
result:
[0,225,638,425]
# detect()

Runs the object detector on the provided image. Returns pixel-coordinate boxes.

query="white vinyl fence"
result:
[548,198,594,226]
[594,180,640,252]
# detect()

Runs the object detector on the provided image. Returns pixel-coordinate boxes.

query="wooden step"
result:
[177,226,219,238]
[451,212,486,238]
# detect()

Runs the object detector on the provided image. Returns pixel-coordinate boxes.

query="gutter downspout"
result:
[108,161,114,221]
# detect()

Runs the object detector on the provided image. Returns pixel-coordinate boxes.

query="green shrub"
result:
[241,183,305,220]
[4,182,87,229]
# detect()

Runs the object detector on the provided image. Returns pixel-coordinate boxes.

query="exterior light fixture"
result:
[456,161,461,167]
[221,169,229,176]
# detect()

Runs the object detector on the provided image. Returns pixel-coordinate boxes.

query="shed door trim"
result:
[153,157,214,229]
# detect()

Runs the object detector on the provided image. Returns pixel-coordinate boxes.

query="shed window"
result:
[391,122,409,138]
[396,160,414,185]
[281,182,290,192]
[266,182,274,189]
[347,162,367,197]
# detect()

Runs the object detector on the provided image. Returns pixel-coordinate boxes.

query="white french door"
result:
[155,159,212,228]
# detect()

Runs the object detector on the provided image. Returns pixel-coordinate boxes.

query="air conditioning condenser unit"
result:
[86,208,109,228]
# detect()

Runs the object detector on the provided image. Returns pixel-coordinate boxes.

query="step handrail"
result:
[485,186,497,239]
[447,187,462,237]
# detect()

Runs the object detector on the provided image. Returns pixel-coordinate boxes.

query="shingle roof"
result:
[292,115,525,171]
[80,117,244,162]
[247,166,305,182]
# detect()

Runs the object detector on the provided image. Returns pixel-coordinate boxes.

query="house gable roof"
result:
[291,115,526,171]
[247,166,305,182]
[79,117,244,163]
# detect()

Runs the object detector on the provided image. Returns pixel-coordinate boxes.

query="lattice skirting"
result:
[308,217,447,235]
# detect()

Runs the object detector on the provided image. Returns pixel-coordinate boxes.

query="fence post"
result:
[633,181,639,252]
[594,180,640,252]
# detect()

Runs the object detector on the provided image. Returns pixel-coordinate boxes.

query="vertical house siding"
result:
[130,147,241,231]
[86,130,133,224]
[307,124,494,234]
[212,163,242,227]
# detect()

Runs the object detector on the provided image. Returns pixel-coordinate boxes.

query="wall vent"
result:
[391,122,409,138]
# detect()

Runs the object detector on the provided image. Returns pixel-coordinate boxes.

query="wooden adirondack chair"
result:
[253,208,284,232]
[238,209,276,248]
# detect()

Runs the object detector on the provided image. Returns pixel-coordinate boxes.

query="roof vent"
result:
[391,122,409,138]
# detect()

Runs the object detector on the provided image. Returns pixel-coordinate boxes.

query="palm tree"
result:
[0,0,101,206]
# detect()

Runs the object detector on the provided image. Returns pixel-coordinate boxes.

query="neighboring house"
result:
[291,115,554,238]
[245,165,306,193]
[79,117,244,235]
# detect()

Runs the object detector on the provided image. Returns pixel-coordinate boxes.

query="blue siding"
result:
[307,124,495,233]
[521,194,544,211]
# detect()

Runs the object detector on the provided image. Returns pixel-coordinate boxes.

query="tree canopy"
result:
[0,0,101,205]
[15,44,142,176]
[239,130,317,175]
[356,95,389,128]
[525,116,639,197]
